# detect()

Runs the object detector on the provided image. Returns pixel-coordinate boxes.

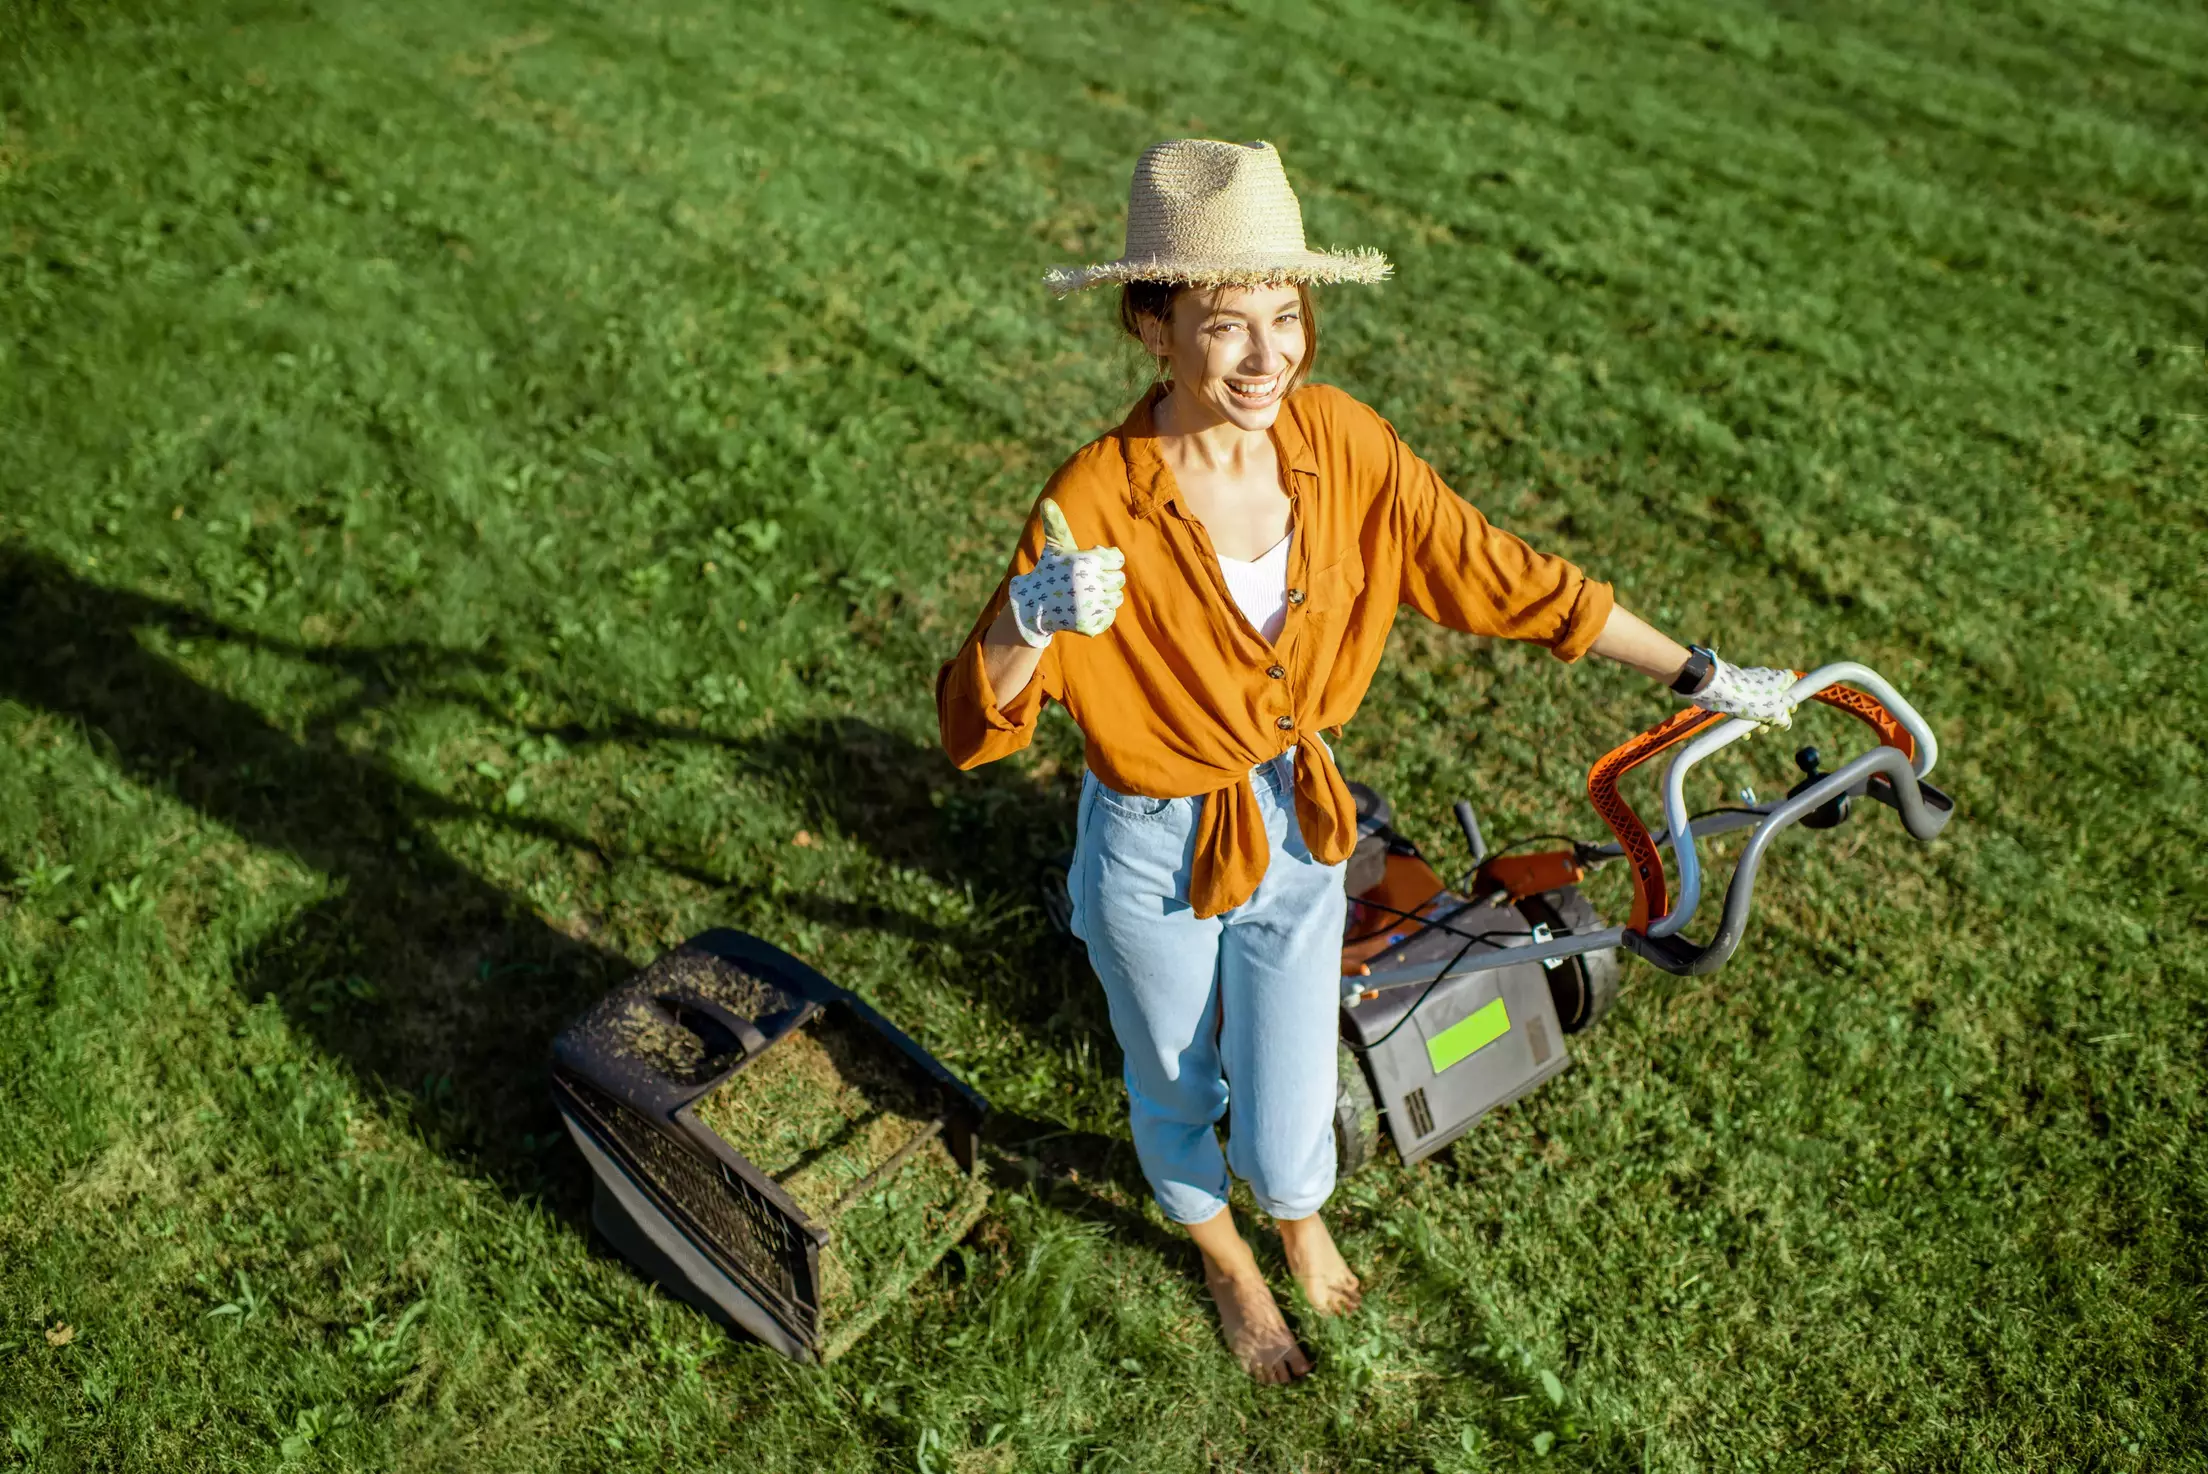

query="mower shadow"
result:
[0,547,1121,1224]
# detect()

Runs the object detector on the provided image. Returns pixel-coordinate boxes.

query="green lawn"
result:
[2,0,2204,1468]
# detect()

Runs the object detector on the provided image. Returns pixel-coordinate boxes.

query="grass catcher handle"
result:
[658,992,771,1060]
[1625,744,1952,976]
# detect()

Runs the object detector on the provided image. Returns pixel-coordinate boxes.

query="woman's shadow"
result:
[0,546,1170,1246]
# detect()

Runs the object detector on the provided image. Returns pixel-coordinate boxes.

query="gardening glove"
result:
[1007,498,1126,648]
[1690,657,1802,730]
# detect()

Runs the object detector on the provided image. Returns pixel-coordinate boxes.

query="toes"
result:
[1289,1262,1362,1317]
[1245,1340,1311,1384]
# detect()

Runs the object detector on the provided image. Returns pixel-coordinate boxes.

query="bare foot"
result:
[1278,1212,1362,1316]
[1202,1254,1312,1384]
[1185,1206,1312,1384]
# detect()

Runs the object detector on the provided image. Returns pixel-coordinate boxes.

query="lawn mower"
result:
[1047,662,1952,1173]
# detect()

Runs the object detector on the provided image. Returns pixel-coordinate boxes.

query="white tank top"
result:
[1216,534,1292,643]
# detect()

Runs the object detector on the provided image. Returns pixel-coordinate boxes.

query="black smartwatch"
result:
[1670,644,1717,696]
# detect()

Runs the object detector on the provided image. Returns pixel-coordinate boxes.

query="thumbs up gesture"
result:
[1007,499,1127,648]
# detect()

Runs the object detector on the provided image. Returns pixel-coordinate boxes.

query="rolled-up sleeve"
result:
[935,509,1065,768]
[1385,423,1613,661]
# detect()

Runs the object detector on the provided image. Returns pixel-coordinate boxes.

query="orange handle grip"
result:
[1806,684,1917,764]
[1585,707,1728,932]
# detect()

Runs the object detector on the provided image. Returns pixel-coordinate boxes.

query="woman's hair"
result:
[1117,280,1319,393]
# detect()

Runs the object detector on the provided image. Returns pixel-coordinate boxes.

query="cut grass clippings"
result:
[691,1006,986,1334]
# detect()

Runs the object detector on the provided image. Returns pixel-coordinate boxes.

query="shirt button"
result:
[1266,664,1286,680]
[1285,588,1306,606]
[1275,715,1295,731]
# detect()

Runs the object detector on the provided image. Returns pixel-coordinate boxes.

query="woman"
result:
[937,140,1799,1382]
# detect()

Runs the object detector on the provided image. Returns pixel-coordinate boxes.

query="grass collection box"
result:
[552,930,990,1361]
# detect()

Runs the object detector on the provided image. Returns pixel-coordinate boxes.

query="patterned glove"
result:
[1691,657,1802,729]
[1008,498,1126,648]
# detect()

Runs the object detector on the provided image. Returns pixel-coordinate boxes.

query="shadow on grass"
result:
[0,547,1158,1234]
[1,551,1587,1426]
[2,548,618,1209]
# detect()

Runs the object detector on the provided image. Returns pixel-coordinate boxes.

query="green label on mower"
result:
[1426,997,1511,1073]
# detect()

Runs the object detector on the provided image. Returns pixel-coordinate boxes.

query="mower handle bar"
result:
[1346,920,1629,1000]
[1342,662,1949,1003]
[1651,662,1937,939]
[1625,740,1951,975]
[1342,739,1951,1001]
[1576,805,1763,863]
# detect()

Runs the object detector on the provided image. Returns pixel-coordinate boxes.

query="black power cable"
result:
[1344,893,1523,946]
[1344,820,1627,1053]
[1483,832,1579,855]
[1442,831,1584,893]
[1348,805,1773,1056]
[1346,827,1582,932]
[1344,926,1534,1053]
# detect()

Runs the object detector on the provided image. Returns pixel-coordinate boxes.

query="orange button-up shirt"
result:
[936,382,1615,919]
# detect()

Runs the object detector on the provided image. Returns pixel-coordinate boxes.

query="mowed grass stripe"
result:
[1372,0,2208,243]
[9,3,1044,699]
[86,2,2190,900]
[326,0,1128,498]
[1,1,2204,1469]
[884,0,2200,360]
[831,0,2194,575]
[398,0,1171,416]
[781,3,2208,870]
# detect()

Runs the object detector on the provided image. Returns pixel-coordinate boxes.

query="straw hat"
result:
[1045,139,1391,295]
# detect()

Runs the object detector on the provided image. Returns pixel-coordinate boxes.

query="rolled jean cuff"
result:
[1155,1180,1233,1226]
[1249,1179,1334,1221]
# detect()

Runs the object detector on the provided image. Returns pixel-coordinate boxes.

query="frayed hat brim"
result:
[1044,246,1392,296]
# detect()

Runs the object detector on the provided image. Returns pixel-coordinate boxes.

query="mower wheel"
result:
[1334,1040,1383,1176]
[1344,782,1399,896]
[1040,851,1075,937]
[1347,781,1393,834]
[1515,887,1620,1034]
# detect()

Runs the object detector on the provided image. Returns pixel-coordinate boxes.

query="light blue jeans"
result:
[1068,754,1347,1224]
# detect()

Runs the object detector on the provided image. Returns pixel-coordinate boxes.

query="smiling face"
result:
[1135,282,1312,431]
